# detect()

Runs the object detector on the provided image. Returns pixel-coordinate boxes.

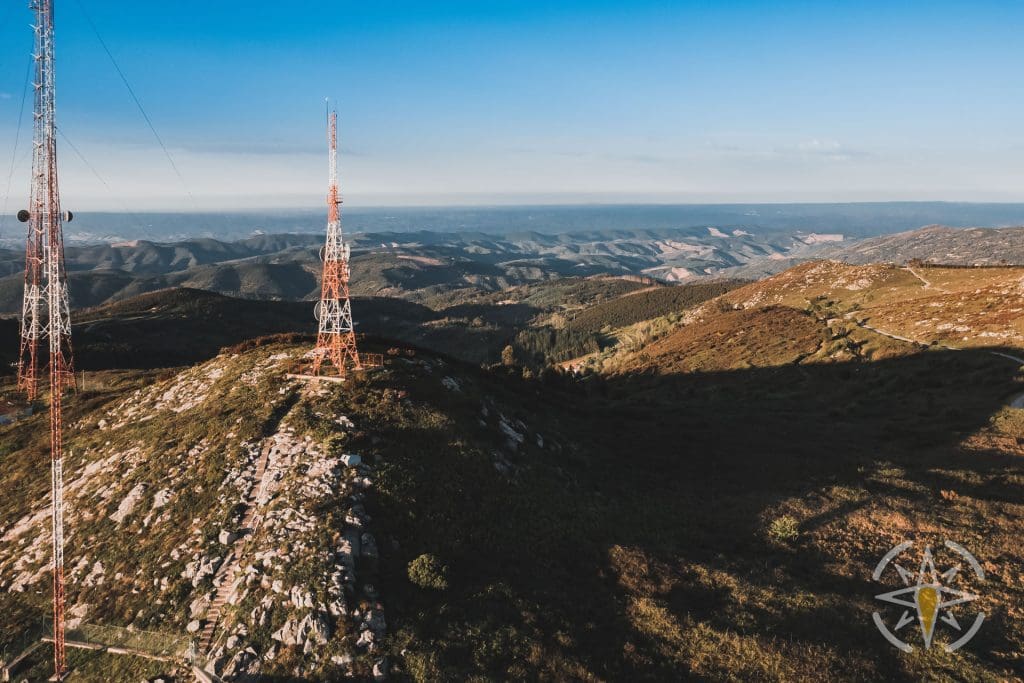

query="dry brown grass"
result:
[613,306,827,374]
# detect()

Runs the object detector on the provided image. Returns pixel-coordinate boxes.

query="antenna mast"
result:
[19,0,75,400]
[19,0,74,677]
[311,106,363,377]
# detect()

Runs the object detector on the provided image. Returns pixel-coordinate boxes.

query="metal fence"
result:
[0,618,48,666]
[66,623,193,661]
[362,353,385,368]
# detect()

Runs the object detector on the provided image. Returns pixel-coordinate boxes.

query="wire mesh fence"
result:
[361,353,385,368]
[65,623,193,661]
[0,617,48,667]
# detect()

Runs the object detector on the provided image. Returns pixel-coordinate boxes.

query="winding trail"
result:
[853,318,1024,406]
[904,266,943,291]
[857,321,922,347]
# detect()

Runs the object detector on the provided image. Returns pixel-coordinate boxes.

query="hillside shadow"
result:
[0,291,483,374]
[369,346,1024,680]
[577,347,1023,678]
[584,346,1023,501]
[440,302,538,326]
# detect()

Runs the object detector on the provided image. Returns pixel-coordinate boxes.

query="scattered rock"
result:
[271,612,331,648]
[109,483,147,524]
[152,489,172,509]
[83,561,105,588]
[189,594,211,618]
[373,658,389,679]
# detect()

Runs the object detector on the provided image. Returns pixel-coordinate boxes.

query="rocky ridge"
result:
[0,346,392,679]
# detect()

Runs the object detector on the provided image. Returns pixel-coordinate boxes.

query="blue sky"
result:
[0,0,1023,210]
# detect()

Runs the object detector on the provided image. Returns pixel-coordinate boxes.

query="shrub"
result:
[404,649,443,683]
[501,345,516,366]
[767,515,800,543]
[324,433,349,455]
[221,332,310,355]
[571,280,746,333]
[408,553,449,590]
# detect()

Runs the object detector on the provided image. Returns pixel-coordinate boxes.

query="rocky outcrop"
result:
[194,407,388,680]
[0,347,396,682]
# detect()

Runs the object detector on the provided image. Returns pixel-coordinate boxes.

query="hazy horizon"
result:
[3,2,1024,211]
[8,197,1024,215]
[2,200,1024,244]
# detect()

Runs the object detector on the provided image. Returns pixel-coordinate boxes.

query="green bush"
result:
[408,553,449,591]
[767,515,800,542]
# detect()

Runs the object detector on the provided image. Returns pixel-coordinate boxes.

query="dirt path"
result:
[854,319,1024,406]
[615,284,665,299]
[856,321,926,347]
[904,266,947,293]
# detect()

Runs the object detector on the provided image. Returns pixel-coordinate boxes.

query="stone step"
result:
[197,437,275,656]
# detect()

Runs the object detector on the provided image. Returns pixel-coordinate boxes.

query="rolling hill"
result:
[0,274,751,374]
[29,203,1024,244]
[574,259,1024,376]
[821,225,1024,266]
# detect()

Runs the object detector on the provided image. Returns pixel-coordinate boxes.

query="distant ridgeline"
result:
[820,225,1024,267]
[6,202,1024,243]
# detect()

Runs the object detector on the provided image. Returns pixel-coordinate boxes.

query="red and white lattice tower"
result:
[17,0,73,677]
[18,0,75,401]
[311,107,362,377]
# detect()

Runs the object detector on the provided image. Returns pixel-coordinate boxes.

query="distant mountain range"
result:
[0,221,1021,314]
[0,228,822,312]
[702,224,1024,279]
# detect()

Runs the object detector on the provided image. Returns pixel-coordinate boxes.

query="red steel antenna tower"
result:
[18,0,75,401]
[18,0,74,677]
[311,106,363,377]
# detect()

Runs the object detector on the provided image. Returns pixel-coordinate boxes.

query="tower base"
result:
[286,373,348,384]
